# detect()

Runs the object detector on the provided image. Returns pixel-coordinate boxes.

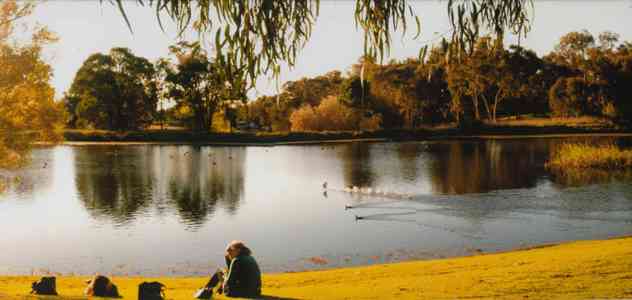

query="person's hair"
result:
[227,240,252,256]
[86,275,112,296]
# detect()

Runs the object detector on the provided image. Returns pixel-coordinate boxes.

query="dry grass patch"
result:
[489,116,613,128]
[547,143,632,171]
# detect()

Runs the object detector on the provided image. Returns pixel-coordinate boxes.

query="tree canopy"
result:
[158,41,244,131]
[65,48,159,130]
[238,30,632,132]
[0,1,64,166]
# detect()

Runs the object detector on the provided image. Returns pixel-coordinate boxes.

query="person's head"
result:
[85,275,113,297]
[225,240,252,259]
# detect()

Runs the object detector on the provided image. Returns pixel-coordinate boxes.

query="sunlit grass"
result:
[547,143,632,171]
[2,237,632,299]
[486,116,614,128]
[546,142,632,185]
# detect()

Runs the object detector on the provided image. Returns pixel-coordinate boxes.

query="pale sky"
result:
[28,1,632,100]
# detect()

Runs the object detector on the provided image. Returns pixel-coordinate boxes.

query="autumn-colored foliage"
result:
[0,1,65,191]
[290,96,382,132]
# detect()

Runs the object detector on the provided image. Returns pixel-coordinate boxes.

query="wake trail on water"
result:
[353,212,485,240]
[325,186,489,239]
[325,184,632,237]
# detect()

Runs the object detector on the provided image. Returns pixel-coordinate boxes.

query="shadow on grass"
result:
[2,294,302,300]
[6,296,88,300]
[259,295,302,300]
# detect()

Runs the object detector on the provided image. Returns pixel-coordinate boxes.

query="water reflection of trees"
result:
[74,146,246,227]
[355,137,632,230]
[395,142,423,181]
[428,140,553,194]
[338,143,375,187]
[166,147,245,227]
[0,147,56,200]
[75,146,154,225]
[427,137,623,194]
[331,138,626,195]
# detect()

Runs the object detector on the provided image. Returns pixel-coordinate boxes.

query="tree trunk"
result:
[481,94,492,121]
[472,96,480,120]
[483,96,496,122]
[492,90,503,122]
[206,102,214,132]
[194,99,205,132]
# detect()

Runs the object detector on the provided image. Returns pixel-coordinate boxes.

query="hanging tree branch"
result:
[354,0,420,62]
[447,0,533,59]
[107,0,533,87]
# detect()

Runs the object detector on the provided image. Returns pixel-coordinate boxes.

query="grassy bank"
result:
[546,143,632,185]
[61,117,626,145]
[2,237,632,299]
[548,143,632,170]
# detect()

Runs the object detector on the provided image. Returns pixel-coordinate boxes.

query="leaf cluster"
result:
[108,0,532,86]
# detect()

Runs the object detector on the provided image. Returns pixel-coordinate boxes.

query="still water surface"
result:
[1,137,632,276]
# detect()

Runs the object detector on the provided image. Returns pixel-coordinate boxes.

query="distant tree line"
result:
[63,30,632,132]
[245,30,632,131]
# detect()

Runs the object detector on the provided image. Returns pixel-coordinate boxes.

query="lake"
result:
[1,137,632,276]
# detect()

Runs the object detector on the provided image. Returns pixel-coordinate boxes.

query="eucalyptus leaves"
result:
[109,0,533,87]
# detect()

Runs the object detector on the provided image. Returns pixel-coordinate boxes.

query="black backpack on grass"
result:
[31,276,58,295]
[138,281,165,300]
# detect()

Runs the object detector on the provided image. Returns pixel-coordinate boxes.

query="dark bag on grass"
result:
[138,281,165,300]
[31,276,58,295]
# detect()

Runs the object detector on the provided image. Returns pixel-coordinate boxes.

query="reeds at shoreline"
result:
[547,143,632,171]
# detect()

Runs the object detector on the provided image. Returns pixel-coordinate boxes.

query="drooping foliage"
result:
[109,0,533,87]
[447,0,533,56]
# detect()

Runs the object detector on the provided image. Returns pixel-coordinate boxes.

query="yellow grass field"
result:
[2,237,632,299]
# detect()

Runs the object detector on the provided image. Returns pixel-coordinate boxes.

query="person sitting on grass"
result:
[204,240,262,298]
[84,275,120,298]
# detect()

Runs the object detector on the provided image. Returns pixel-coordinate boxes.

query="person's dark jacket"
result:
[223,253,262,298]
